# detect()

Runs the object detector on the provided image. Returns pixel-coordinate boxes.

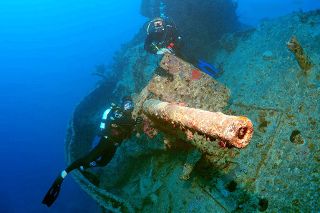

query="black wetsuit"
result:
[144,19,182,54]
[144,19,200,66]
[65,107,136,173]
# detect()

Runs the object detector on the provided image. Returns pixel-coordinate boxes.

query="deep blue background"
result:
[0,1,145,212]
[237,0,320,25]
[0,0,319,212]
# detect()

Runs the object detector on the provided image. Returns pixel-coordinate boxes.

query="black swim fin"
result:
[42,177,63,207]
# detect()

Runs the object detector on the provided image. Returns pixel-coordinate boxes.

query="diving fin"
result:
[42,177,63,207]
[197,59,220,78]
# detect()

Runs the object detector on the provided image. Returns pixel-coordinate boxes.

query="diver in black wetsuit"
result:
[144,17,183,55]
[42,96,142,207]
[144,17,220,78]
[144,18,200,69]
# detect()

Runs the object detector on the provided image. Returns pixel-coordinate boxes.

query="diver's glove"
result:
[135,116,143,124]
[156,48,173,55]
[42,170,67,207]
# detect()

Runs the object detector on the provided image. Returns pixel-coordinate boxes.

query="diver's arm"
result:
[134,116,144,136]
[113,113,136,127]
[144,34,159,54]
[167,24,183,50]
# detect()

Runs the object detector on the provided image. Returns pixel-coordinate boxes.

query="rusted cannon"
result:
[142,99,253,148]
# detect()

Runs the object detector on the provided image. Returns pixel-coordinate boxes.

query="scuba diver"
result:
[42,96,143,207]
[144,17,220,78]
[144,17,182,55]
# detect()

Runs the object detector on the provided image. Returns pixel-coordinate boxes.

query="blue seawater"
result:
[237,0,320,25]
[0,0,319,212]
[0,1,144,212]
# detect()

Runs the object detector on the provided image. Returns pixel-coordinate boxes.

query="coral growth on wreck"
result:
[65,3,320,213]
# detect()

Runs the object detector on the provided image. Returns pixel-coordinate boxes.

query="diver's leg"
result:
[80,140,117,186]
[95,141,117,167]
[65,137,109,173]
[42,137,110,207]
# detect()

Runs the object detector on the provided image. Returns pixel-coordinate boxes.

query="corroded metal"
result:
[144,53,230,112]
[142,99,253,148]
[287,36,313,72]
[66,11,320,212]
[160,53,204,80]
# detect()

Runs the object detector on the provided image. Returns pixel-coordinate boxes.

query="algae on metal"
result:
[65,9,320,213]
[65,50,246,212]
[287,36,313,72]
[214,10,320,212]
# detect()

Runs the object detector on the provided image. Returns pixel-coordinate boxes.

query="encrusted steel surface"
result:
[143,99,253,148]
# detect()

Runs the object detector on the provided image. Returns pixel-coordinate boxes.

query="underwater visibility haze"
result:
[0,0,144,212]
[0,0,319,212]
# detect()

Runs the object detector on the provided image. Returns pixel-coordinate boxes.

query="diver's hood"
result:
[147,18,165,34]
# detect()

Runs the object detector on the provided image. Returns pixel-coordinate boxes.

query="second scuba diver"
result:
[42,96,143,207]
[144,17,220,78]
[144,17,182,55]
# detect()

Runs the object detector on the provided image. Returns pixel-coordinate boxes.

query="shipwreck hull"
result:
[65,53,245,212]
[65,9,320,213]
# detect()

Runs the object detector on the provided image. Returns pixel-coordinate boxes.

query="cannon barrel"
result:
[142,99,253,148]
